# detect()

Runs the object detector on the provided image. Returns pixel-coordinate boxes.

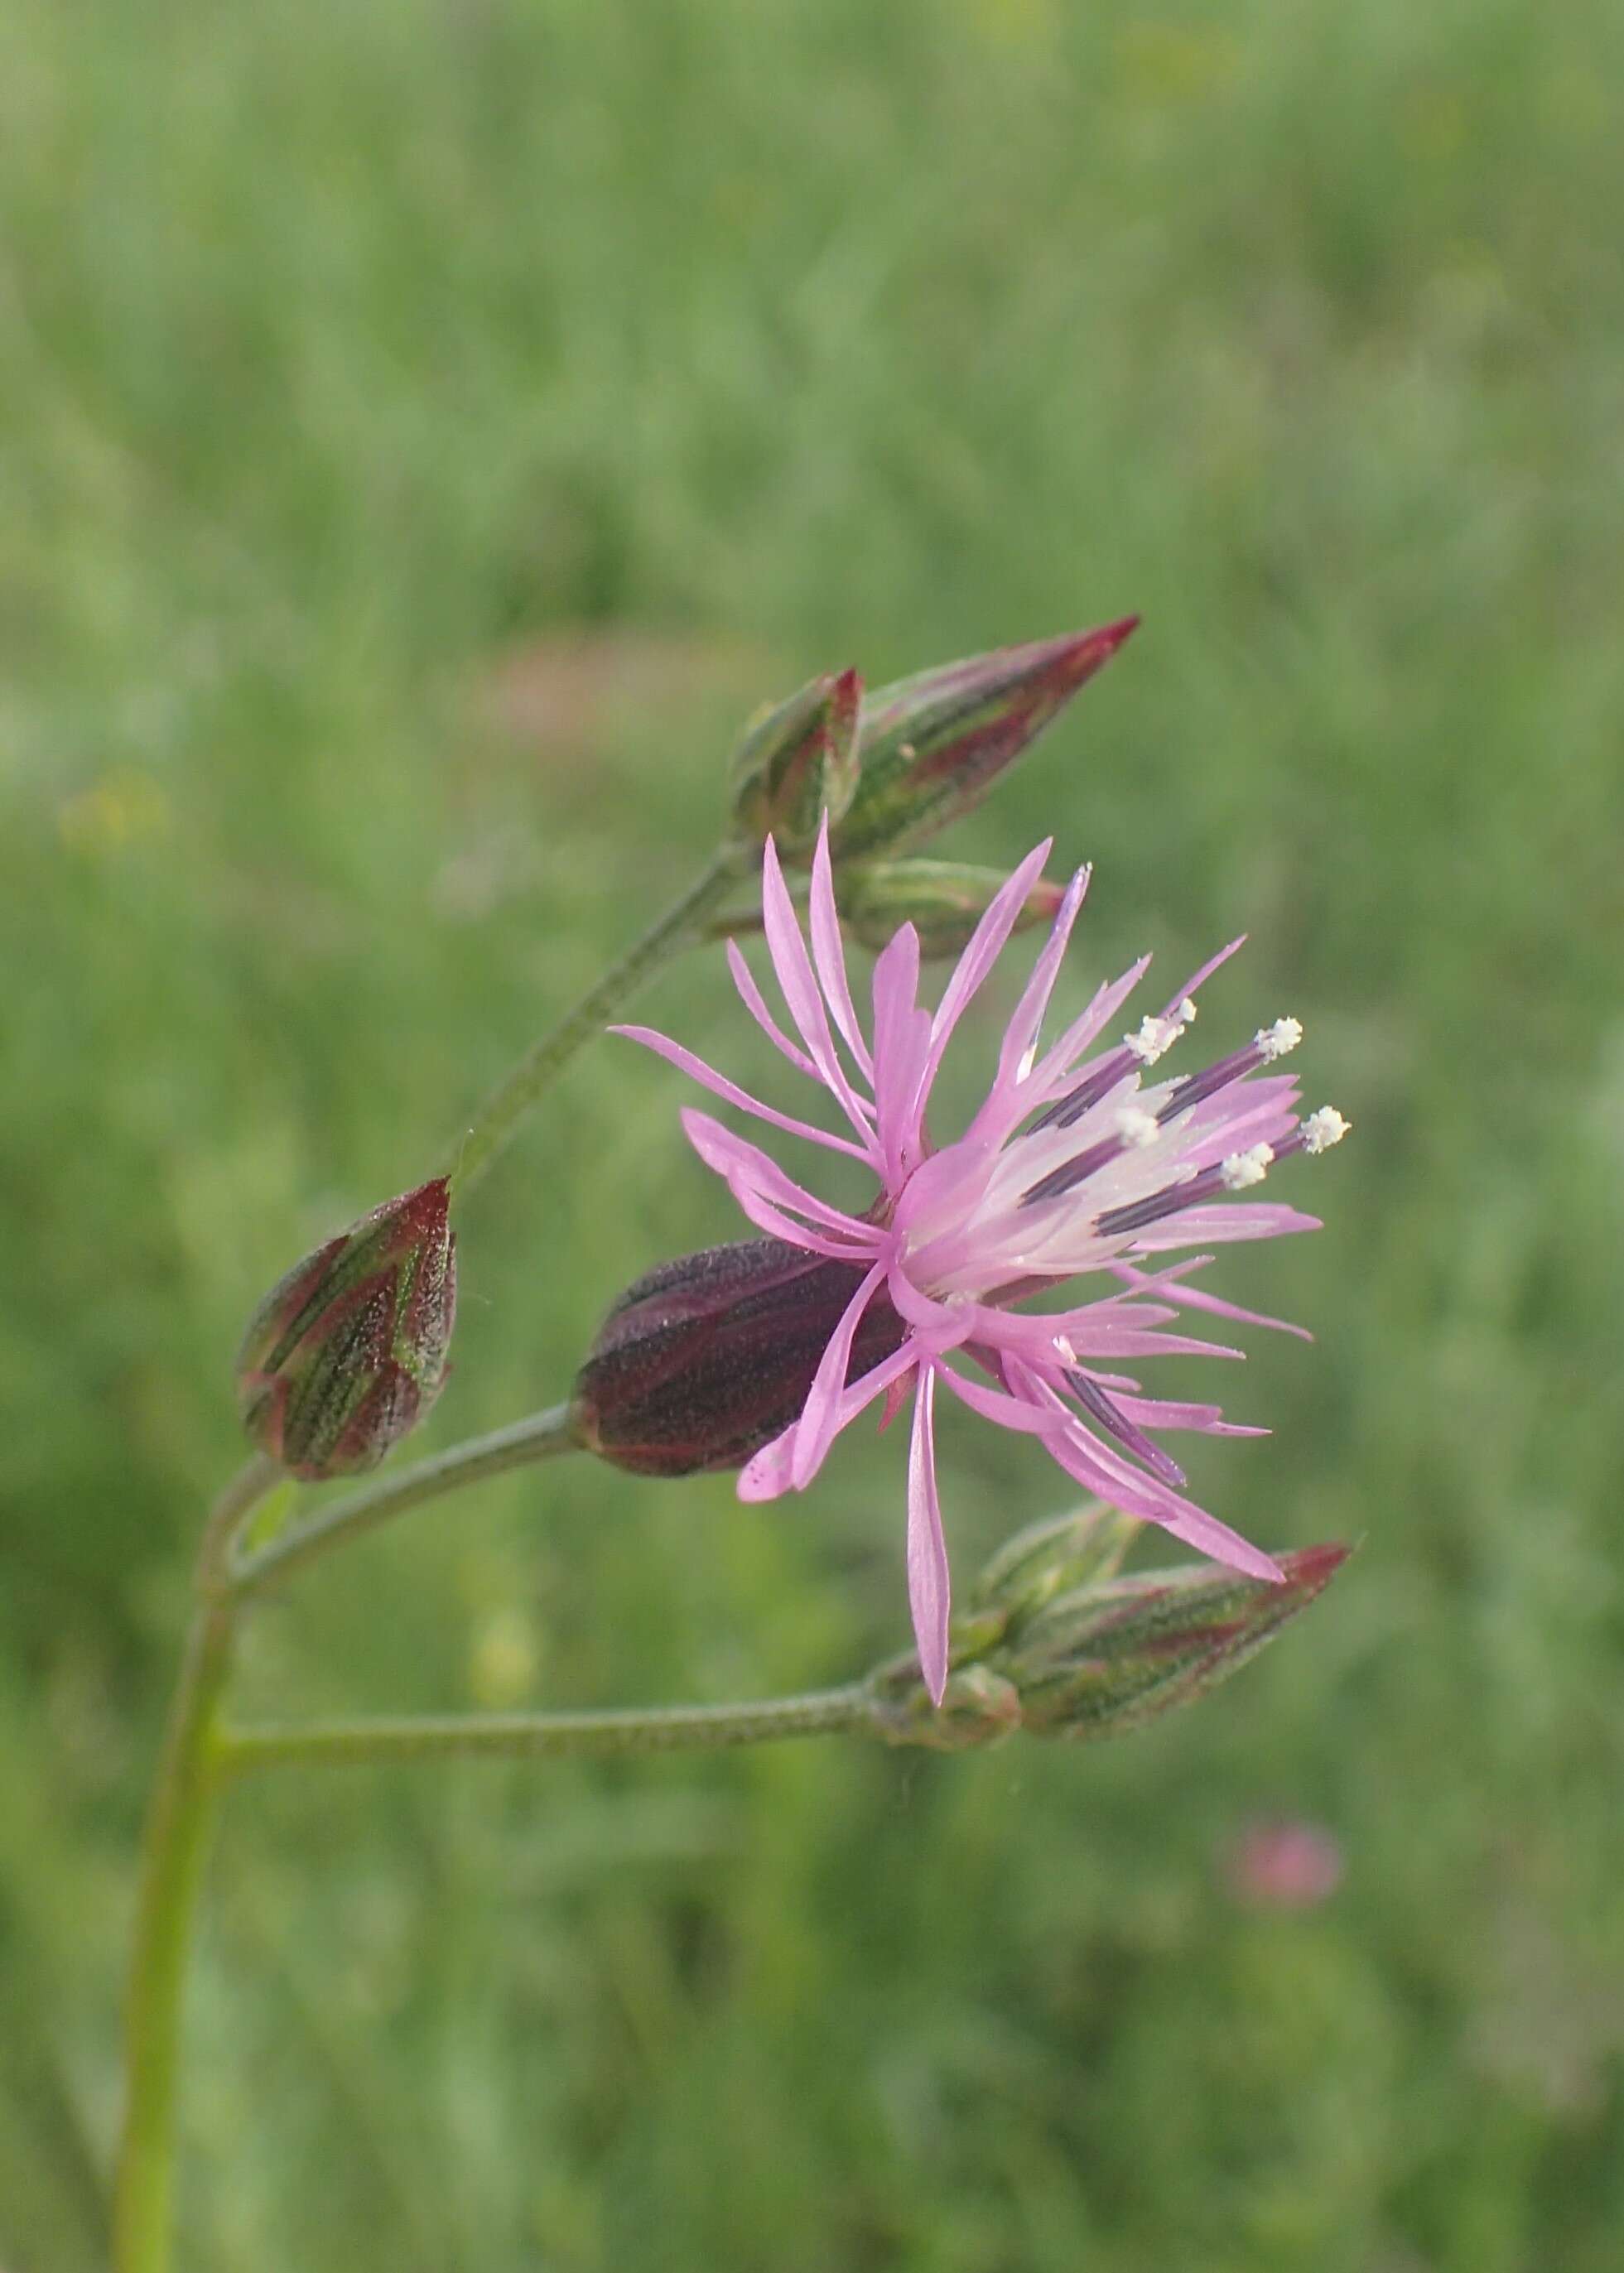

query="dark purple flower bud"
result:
[729,667,863,855]
[572,1236,908,1479]
[832,617,1139,860]
[236,1178,457,1481]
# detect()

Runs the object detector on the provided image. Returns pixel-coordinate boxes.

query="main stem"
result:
[445,849,741,1199]
[218,1684,876,1775]
[113,1457,277,2273]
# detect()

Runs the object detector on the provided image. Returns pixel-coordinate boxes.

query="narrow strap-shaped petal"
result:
[725,941,819,1078]
[808,815,874,1081]
[1114,1392,1268,1437]
[934,1362,1060,1436]
[681,1110,880,1243]
[1044,1423,1284,1580]
[1108,1258,1311,1341]
[1122,1203,1321,1252]
[759,835,879,1149]
[870,923,932,1178]
[998,864,1091,1080]
[964,864,1092,1146]
[1167,936,1246,1006]
[713,1178,887,1260]
[737,1342,917,1501]
[790,1260,889,1490]
[1006,1357,1283,1583]
[912,840,1054,1124]
[1026,956,1153,1100]
[614,1026,870,1159]
[906,1366,952,1706]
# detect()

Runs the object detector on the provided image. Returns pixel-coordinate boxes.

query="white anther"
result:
[1016,1043,1038,1083]
[1176,998,1198,1025]
[1255,1016,1304,1062]
[1220,1142,1275,1191]
[1117,1106,1159,1149]
[1053,1333,1077,1366]
[1125,1013,1184,1065]
[1301,1105,1350,1153]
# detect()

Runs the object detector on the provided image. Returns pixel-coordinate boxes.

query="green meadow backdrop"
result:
[4,2,1622,2266]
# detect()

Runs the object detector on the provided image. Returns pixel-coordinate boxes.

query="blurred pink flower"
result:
[1224,1818,1346,1909]
[618,818,1348,1703]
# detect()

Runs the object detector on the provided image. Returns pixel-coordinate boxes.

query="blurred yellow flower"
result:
[57,767,171,856]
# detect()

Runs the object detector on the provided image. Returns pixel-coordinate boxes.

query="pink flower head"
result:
[617,820,1349,1704]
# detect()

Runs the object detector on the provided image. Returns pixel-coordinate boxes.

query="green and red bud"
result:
[729,667,863,855]
[1006,1542,1351,1741]
[235,1177,457,1481]
[855,1529,1347,1750]
[572,1235,907,1479]
[839,858,1065,960]
[968,1501,1144,1628]
[831,617,1139,861]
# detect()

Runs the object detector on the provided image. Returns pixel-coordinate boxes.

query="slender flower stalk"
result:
[217,1685,876,1775]
[231,1401,583,1597]
[616,817,1349,1702]
[445,850,744,1197]
[114,1456,279,2273]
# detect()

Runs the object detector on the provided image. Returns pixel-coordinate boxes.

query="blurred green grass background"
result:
[4,0,1623,2266]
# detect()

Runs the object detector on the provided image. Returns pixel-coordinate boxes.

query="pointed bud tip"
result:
[1277,1541,1353,1596]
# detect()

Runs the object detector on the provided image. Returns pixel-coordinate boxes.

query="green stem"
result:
[230,1402,581,1599]
[113,1456,278,2273]
[445,849,741,1199]
[218,1683,877,1775]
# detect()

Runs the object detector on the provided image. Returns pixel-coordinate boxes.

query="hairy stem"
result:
[218,1684,877,1775]
[113,1457,278,2273]
[230,1403,582,1598]
[445,849,741,1198]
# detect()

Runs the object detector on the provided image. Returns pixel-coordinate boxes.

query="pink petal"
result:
[1027,956,1153,1098]
[614,1026,870,1160]
[714,1180,887,1260]
[725,941,818,1079]
[934,1363,1061,1436]
[1125,1204,1322,1252]
[1006,1359,1284,1584]
[915,840,1054,1113]
[808,816,874,1080]
[960,859,1087,1145]
[906,1366,952,1706]
[1168,936,1246,1006]
[870,924,932,1179]
[736,1343,918,1501]
[1109,1259,1311,1341]
[681,1110,879,1244]
[759,836,878,1147]
[790,1261,889,1490]
[1043,1423,1284,1581]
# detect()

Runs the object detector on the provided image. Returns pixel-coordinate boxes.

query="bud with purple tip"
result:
[831,618,1139,860]
[861,1526,1349,1746]
[236,1178,457,1480]
[1005,1543,1351,1741]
